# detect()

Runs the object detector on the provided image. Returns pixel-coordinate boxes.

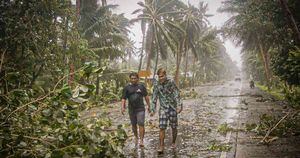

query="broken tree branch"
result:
[261,111,290,143]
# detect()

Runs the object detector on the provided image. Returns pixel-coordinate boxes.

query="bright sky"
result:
[107,0,242,69]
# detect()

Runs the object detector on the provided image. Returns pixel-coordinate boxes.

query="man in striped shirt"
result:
[150,68,183,153]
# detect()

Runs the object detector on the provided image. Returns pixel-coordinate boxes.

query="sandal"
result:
[139,140,144,148]
[157,146,164,154]
[171,143,176,149]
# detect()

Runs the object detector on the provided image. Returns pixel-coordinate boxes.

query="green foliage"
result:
[208,140,232,152]
[221,0,299,105]
[272,47,300,86]
[256,83,285,101]
[0,70,127,157]
[0,1,129,157]
[283,85,300,108]
[181,89,198,99]
[217,122,233,135]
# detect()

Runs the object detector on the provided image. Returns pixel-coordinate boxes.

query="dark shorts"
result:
[159,107,178,129]
[129,110,145,126]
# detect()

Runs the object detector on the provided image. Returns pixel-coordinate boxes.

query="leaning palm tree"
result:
[219,0,277,89]
[131,0,184,77]
[177,2,210,83]
[80,3,130,94]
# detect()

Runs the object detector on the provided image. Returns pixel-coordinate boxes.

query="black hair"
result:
[129,72,139,79]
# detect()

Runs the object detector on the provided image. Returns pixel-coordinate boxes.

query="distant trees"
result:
[220,0,299,104]
[132,0,237,86]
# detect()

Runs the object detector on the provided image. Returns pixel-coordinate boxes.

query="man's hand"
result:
[121,106,126,115]
[121,99,126,115]
[150,112,155,117]
[176,107,182,114]
[147,106,150,113]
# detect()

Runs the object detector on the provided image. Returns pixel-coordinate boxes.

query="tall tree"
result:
[132,0,184,77]
[79,2,130,94]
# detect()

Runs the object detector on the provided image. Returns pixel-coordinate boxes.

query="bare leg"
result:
[139,125,145,147]
[158,129,165,152]
[132,125,138,145]
[171,128,177,148]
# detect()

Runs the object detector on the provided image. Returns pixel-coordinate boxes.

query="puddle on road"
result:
[223,97,240,123]
[221,81,242,124]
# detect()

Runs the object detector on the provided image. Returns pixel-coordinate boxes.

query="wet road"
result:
[80,79,300,158]
[118,80,244,158]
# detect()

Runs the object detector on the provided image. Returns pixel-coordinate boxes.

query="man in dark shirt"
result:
[121,72,150,147]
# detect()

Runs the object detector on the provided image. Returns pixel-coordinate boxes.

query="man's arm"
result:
[145,96,150,113]
[150,82,158,113]
[121,99,126,114]
[121,86,127,115]
[171,80,183,113]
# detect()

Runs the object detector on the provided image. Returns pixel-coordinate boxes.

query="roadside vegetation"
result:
[0,0,299,157]
[220,0,300,107]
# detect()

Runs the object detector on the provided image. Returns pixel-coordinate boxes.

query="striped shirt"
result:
[150,79,182,113]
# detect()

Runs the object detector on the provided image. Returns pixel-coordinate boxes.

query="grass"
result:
[208,141,232,152]
[256,83,285,100]
[217,123,233,135]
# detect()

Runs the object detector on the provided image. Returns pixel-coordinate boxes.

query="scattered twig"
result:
[208,94,252,97]
[11,134,57,149]
[0,48,7,72]
[31,101,49,117]
[261,112,290,143]
[3,76,66,124]
[0,106,8,113]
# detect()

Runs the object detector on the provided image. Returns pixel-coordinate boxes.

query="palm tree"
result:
[220,0,276,88]
[177,2,210,84]
[79,3,130,94]
[131,0,184,77]
[122,39,136,69]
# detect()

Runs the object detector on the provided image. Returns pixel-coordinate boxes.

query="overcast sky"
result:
[107,0,242,68]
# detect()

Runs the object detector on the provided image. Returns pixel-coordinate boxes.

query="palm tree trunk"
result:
[192,57,196,87]
[138,33,145,71]
[184,50,188,83]
[279,0,300,45]
[101,0,107,6]
[138,20,146,71]
[128,52,131,69]
[175,42,183,86]
[145,28,154,72]
[153,49,159,79]
[153,29,159,79]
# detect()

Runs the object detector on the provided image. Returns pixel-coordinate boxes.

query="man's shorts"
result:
[159,107,178,129]
[129,110,145,126]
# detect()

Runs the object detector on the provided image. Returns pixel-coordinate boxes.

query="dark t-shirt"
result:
[122,83,148,112]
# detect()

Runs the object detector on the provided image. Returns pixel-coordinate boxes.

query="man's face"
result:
[158,73,166,83]
[130,76,139,84]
